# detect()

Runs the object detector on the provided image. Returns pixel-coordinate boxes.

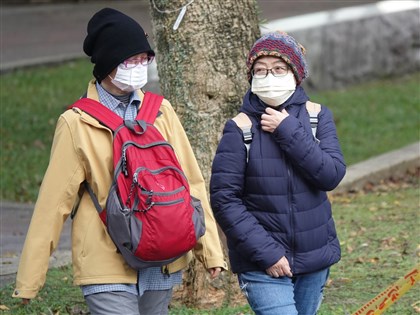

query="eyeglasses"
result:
[251,66,288,78]
[119,55,155,69]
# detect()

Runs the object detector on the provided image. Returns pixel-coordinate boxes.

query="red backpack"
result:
[69,92,206,269]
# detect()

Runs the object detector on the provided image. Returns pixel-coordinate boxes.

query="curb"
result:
[0,54,84,74]
[333,141,420,194]
[0,250,72,288]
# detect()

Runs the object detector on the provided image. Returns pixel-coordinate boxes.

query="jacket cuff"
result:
[203,257,229,271]
[12,288,37,299]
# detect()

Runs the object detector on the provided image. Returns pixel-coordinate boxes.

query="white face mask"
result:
[251,72,296,106]
[110,63,148,92]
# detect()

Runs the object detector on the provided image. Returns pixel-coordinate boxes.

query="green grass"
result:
[169,305,253,315]
[0,59,92,202]
[310,72,420,166]
[1,180,418,314]
[0,61,419,202]
[318,182,420,315]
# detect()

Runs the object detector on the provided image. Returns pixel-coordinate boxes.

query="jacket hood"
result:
[240,85,309,118]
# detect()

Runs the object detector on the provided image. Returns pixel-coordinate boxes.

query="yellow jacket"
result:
[13,81,227,299]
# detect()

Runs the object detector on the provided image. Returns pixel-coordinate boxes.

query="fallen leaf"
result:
[0,305,10,311]
[411,300,420,313]
[355,257,365,264]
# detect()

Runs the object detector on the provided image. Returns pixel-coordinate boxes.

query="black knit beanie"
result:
[83,8,155,82]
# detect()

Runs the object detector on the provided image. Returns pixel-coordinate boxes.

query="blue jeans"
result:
[238,268,329,315]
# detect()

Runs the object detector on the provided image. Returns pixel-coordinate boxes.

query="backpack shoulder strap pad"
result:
[232,112,253,162]
[306,100,321,141]
[232,112,252,143]
[70,98,122,131]
[136,91,164,124]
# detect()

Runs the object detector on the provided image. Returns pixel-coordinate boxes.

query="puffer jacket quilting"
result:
[210,86,346,275]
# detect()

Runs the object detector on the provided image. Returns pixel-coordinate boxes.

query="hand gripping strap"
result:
[136,92,164,124]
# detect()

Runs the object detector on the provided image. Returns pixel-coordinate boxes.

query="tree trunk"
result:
[148,0,260,307]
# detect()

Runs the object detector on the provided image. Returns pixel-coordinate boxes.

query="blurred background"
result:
[1,0,418,92]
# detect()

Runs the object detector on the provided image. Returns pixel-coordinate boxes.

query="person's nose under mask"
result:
[251,72,296,107]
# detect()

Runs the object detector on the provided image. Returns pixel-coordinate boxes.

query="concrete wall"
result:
[263,1,420,91]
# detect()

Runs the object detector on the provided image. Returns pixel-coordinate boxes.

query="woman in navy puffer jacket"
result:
[210,32,346,315]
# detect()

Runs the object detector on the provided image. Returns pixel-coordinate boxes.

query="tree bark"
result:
[148,0,260,307]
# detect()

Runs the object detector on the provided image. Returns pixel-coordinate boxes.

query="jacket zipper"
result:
[287,164,295,273]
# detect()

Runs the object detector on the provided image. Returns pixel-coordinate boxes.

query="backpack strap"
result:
[70,180,102,219]
[68,98,122,220]
[136,91,164,124]
[306,100,321,143]
[232,112,253,162]
[69,92,165,220]
[70,98,122,131]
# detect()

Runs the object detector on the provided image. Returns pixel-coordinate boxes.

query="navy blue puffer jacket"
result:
[210,86,346,275]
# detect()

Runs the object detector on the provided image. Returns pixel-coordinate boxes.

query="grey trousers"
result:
[85,289,173,315]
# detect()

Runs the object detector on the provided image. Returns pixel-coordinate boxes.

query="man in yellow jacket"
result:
[13,7,227,314]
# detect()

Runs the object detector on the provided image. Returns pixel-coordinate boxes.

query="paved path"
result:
[0,202,72,286]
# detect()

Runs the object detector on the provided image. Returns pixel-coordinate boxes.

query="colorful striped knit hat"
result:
[246,32,308,85]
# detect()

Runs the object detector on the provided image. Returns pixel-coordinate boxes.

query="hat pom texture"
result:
[247,32,308,85]
[83,8,154,82]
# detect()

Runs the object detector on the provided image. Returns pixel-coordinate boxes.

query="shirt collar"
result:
[96,82,141,110]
